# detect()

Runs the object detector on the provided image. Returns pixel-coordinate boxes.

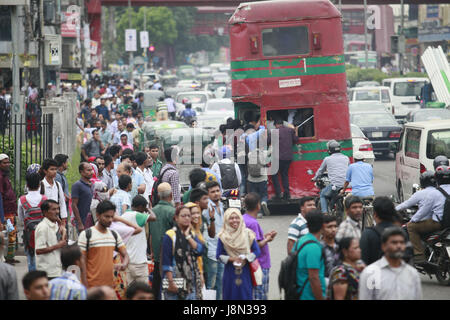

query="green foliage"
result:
[345,65,428,87]
[66,146,81,189]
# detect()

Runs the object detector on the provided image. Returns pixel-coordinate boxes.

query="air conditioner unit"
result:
[62,44,81,68]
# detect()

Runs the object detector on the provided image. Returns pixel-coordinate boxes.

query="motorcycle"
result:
[221,188,242,211]
[314,173,349,224]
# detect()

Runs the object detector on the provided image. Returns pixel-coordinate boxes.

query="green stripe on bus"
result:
[293,149,353,161]
[231,55,345,70]
[232,65,345,80]
[299,139,352,152]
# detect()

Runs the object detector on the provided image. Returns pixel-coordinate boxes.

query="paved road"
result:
[11,157,450,300]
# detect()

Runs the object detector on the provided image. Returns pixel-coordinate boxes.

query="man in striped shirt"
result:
[49,245,87,300]
[161,147,181,207]
[287,196,317,254]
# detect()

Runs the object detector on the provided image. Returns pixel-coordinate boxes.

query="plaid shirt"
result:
[336,217,361,242]
[161,164,181,204]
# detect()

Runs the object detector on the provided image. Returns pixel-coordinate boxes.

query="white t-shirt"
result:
[35,217,63,278]
[121,211,149,264]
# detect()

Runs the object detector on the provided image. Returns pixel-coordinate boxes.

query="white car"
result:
[348,86,394,115]
[211,72,230,82]
[204,81,228,98]
[175,91,214,113]
[351,124,375,165]
[177,79,201,89]
[204,98,234,116]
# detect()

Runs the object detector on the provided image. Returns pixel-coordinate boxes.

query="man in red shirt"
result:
[0,154,18,264]
[119,134,134,152]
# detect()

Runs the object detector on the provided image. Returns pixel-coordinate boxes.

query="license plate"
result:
[372,132,383,138]
[228,199,241,208]
[446,246,450,258]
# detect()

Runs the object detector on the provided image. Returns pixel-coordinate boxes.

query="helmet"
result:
[327,140,341,154]
[435,165,450,185]
[433,155,449,170]
[185,102,192,109]
[420,170,436,188]
[353,151,365,161]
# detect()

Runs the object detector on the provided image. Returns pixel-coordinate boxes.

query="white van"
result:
[395,119,450,202]
[382,78,429,120]
[348,86,394,115]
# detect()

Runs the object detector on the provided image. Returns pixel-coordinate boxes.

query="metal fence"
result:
[0,113,53,195]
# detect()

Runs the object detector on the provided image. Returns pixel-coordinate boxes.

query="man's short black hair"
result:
[126,281,153,300]
[26,172,41,190]
[138,92,144,98]
[205,181,220,191]
[120,133,128,138]
[61,245,82,270]
[96,200,116,215]
[22,271,48,291]
[244,192,260,212]
[95,156,104,163]
[41,199,59,213]
[42,158,58,171]
[274,119,284,125]
[149,144,159,151]
[373,196,396,223]
[381,226,407,244]
[164,147,175,163]
[190,188,208,203]
[132,195,148,209]
[126,123,135,129]
[189,168,206,188]
[323,214,337,224]
[305,210,324,233]
[92,129,99,135]
[344,195,363,210]
[54,154,69,167]
[118,174,132,190]
[299,196,316,209]
[104,154,113,167]
[109,145,122,158]
[135,152,148,166]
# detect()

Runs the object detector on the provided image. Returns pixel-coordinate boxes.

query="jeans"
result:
[153,261,162,300]
[248,180,268,204]
[164,290,196,300]
[25,248,36,271]
[320,184,334,214]
[205,257,224,300]
[270,160,292,196]
[239,164,247,195]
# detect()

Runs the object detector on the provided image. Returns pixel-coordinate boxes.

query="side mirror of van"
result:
[416,95,421,101]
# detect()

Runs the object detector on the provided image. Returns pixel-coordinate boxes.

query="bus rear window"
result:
[262,26,309,57]
[267,108,314,138]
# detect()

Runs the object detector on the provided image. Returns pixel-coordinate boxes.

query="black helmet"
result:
[327,140,341,154]
[435,165,450,185]
[186,102,192,109]
[433,155,449,170]
[420,170,436,188]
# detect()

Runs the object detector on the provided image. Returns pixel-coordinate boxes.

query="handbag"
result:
[162,278,187,291]
[249,258,263,287]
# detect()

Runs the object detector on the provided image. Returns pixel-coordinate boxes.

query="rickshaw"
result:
[229,0,352,204]
[141,120,215,191]
[136,90,165,121]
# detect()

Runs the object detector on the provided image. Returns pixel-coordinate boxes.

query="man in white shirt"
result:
[359,227,422,300]
[35,200,67,280]
[122,195,156,285]
[211,146,241,190]
[40,159,68,224]
[286,196,317,254]
[135,152,153,204]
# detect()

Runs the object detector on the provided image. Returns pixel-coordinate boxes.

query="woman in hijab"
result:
[185,202,206,286]
[217,208,261,300]
[162,205,204,300]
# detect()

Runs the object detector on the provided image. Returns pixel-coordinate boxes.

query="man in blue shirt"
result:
[180,102,196,119]
[340,151,374,198]
[95,97,110,121]
[294,210,326,300]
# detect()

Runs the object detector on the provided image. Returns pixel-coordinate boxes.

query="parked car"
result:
[348,86,394,115]
[355,81,380,87]
[349,101,391,114]
[351,124,375,164]
[382,78,429,120]
[405,108,450,123]
[350,111,402,156]
[395,119,450,202]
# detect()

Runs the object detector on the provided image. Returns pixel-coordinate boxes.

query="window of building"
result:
[0,6,12,41]
[262,26,309,57]
[266,108,314,138]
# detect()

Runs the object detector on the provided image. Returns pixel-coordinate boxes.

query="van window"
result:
[427,129,450,159]
[405,129,421,159]
[262,26,309,57]
[267,108,314,138]
[354,89,380,101]
[381,90,391,103]
[383,81,391,88]
[393,81,427,97]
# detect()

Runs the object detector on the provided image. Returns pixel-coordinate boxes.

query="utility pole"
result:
[39,0,45,94]
[80,0,87,90]
[23,5,32,95]
[128,0,133,83]
[363,0,369,69]
[400,0,405,75]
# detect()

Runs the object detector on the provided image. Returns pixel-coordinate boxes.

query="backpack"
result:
[150,166,176,207]
[437,187,450,228]
[278,240,324,300]
[85,227,119,254]
[21,195,47,254]
[218,163,238,189]
[247,149,264,178]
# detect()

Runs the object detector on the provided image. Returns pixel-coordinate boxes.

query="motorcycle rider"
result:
[407,165,450,266]
[433,155,449,170]
[180,102,197,125]
[395,171,436,212]
[312,140,349,213]
[211,146,241,191]
[340,151,374,198]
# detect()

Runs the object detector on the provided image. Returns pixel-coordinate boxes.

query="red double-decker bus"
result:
[229,0,352,202]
